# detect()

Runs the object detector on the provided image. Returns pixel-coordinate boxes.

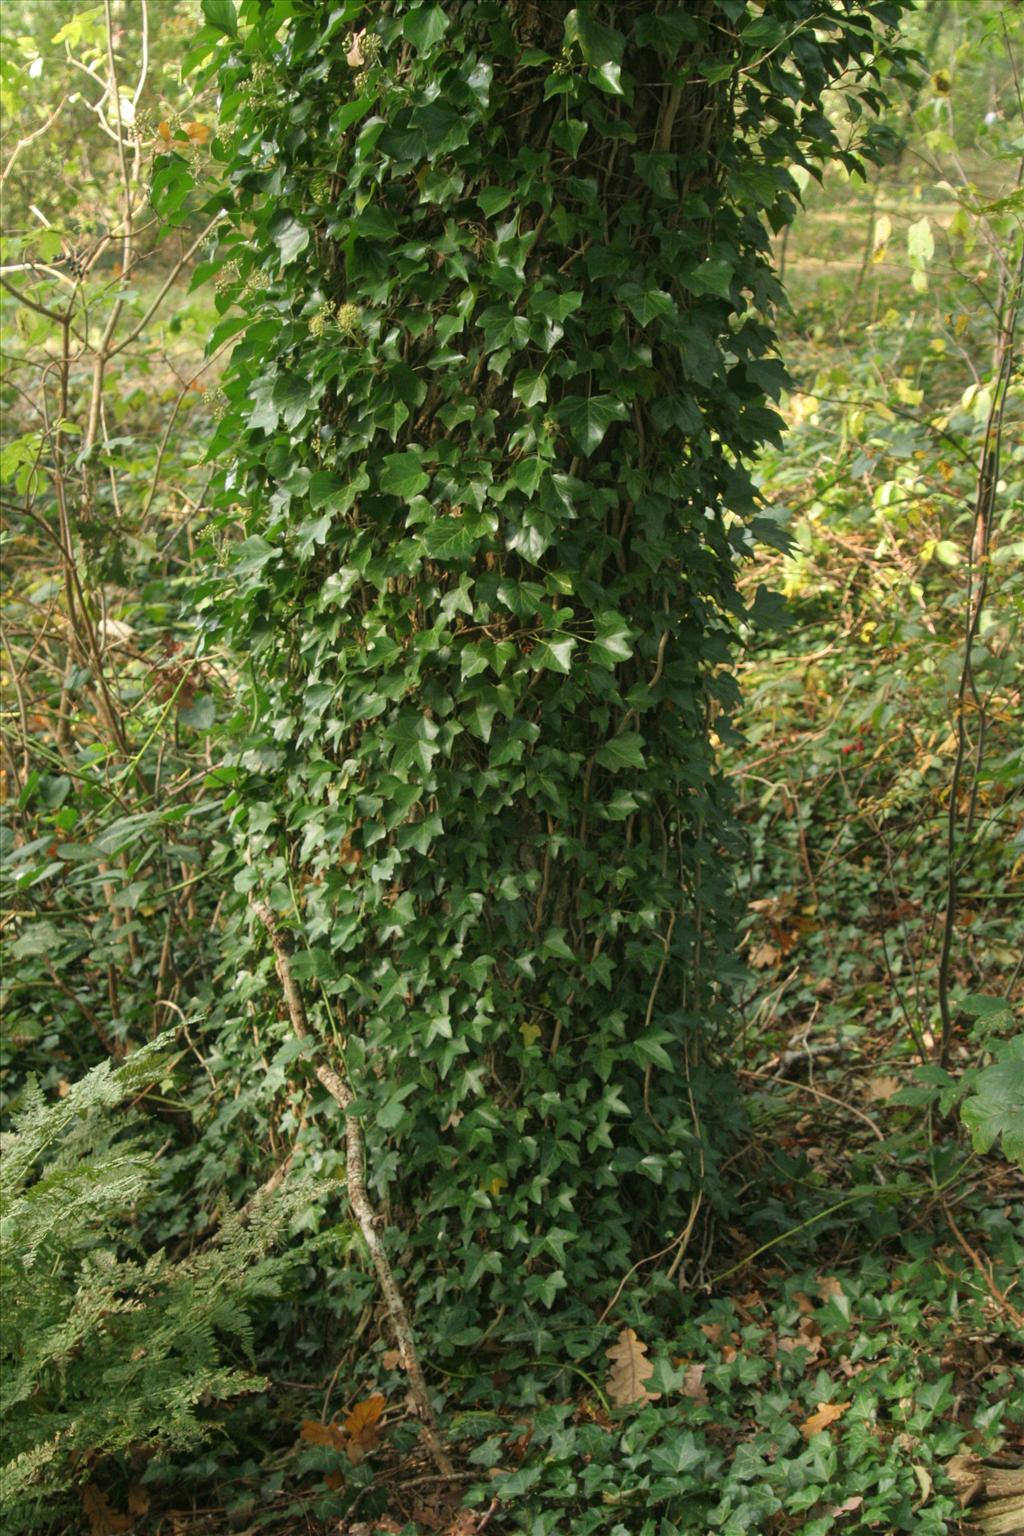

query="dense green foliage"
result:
[0,1039,293,1525]
[162,0,917,1345]
[2,0,1022,1531]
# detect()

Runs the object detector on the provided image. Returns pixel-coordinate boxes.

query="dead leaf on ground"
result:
[801,1399,851,1439]
[82,1487,133,1536]
[670,1359,710,1402]
[301,1417,346,1450]
[826,1495,864,1517]
[778,1316,823,1360]
[605,1327,662,1407]
[343,1392,386,1463]
[126,1488,150,1517]
[681,1361,709,1402]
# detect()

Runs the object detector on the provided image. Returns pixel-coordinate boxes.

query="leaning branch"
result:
[248,896,453,1479]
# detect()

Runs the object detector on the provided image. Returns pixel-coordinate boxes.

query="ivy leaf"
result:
[478,187,512,218]
[684,258,734,299]
[566,7,624,65]
[513,370,547,408]
[381,452,429,499]
[591,613,635,667]
[595,733,645,771]
[590,61,625,96]
[421,510,494,559]
[605,1327,661,1408]
[557,395,628,455]
[404,4,449,52]
[272,375,312,431]
[269,213,309,267]
[534,636,576,674]
[620,284,674,326]
[201,0,237,38]
[960,1043,1024,1169]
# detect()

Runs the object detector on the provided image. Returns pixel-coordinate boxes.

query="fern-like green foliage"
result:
[0,1038,290,1526]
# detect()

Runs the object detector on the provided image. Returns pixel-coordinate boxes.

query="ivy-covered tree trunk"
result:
[187,0,910,1346]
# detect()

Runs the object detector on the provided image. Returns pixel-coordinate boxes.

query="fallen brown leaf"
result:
[82,1487,132,1536]
[301,1418,346,1450]
[605,1327,661,1408]
[801,1400,851,1439]
[343,1392,385,1463]
[826,1495,864,1517]
[126,1487,150,1517]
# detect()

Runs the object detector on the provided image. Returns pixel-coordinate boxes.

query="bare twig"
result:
[942,1202,1024,1332]
[248,896,453,1479]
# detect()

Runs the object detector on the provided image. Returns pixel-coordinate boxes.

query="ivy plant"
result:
[161,0,917,1350]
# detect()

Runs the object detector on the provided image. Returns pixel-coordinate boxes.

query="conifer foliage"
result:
[167,0,914,1344]
[0,1041,292,1524]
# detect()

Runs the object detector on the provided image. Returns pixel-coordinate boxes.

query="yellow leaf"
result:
[605,1327,661,1408]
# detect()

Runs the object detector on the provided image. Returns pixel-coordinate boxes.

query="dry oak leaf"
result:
[82,1487,132,1536]
[826,1495,864,1517]
[301,1418,346,1450]
[801,1400,851,1439]
[344,1392,386,1464]
[605,1327,662,1408]
[681,1361,709,1404]
[126,1487,150,1517]
[777,1316,823,1360]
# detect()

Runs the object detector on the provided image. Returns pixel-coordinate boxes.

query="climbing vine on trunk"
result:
[164,0,915,1348]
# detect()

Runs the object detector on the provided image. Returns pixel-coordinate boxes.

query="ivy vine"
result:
[162,0,916,1348]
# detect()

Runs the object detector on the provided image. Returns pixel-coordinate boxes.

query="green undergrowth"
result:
[131,1190,1022,1536]
[454,1231,1023,1536]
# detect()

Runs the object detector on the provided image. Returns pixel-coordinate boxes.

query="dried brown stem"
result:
[248,896,453,1478]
